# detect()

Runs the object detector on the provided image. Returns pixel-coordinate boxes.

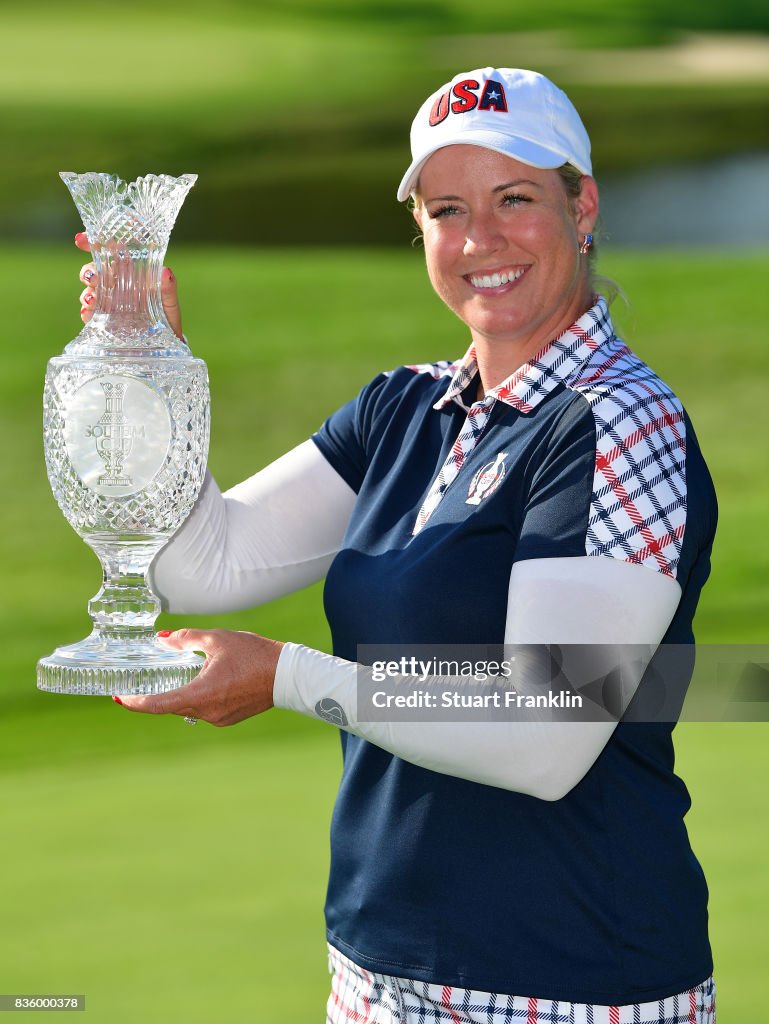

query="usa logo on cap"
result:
[396,68,592,202]
[428,78,508,126]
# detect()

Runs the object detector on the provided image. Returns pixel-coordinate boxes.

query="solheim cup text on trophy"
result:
[37,172,210,695]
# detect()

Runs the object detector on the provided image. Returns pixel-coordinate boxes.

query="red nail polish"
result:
[157,630,172,637]
[113,695,124,705]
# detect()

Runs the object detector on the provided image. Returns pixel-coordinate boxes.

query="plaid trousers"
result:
[326,944,716,1024]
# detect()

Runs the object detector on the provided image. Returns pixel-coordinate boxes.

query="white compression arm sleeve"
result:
[150,440,357,614]
[150,436,681,801]
[274,557,682,801]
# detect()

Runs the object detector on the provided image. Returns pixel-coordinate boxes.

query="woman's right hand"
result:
[74,232,185,340]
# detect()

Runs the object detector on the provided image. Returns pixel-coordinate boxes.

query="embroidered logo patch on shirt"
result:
[466,452,508,506]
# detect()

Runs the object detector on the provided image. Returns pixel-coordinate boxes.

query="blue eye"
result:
[502,193,531,207]
[430,204,461,219]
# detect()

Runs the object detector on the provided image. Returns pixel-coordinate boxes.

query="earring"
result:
[579,233,593,255]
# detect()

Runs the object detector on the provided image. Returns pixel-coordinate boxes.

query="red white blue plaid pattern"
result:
[412,389,498,533]
[407,299,687,577]
[405,359,459,380]
[410,301,612,536]
[567,337,686,578]
[326,944,716,1024]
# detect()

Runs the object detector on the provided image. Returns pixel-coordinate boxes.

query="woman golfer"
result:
[78,68,717,1023]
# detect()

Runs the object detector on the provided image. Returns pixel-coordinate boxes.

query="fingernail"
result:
[80,308,89,316]
[113,695,124,705]
[157,630,172,637]
[162,267,175,283]
[75,232,87,243]
[84,294,93,304]
[84,270,95,281]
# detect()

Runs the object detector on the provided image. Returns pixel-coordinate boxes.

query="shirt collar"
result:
[434,296,615,414]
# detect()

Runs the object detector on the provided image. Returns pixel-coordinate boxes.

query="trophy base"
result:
[37,635,205,695]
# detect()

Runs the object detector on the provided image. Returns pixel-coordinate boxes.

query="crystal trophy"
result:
[37,172,210,695]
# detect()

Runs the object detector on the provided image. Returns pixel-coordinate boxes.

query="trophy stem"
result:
[86,536,163,640]
[36,534,205,696]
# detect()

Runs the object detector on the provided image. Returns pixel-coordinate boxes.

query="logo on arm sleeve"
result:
[315,698,349,728]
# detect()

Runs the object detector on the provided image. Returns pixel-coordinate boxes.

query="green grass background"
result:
[0,244,767,1021]
[1,0,767,1016]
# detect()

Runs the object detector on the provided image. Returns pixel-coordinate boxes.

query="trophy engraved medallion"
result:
[93,380,135,487]
[37,172,210,695]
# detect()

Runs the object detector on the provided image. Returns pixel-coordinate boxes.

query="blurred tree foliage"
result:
[271,0,769,43]
[1,0,767,244]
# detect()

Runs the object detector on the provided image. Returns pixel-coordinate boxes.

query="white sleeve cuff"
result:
[274,642,358,722]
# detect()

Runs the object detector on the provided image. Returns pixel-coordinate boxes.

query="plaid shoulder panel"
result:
[405,359,460,379]
[565,339,687,579]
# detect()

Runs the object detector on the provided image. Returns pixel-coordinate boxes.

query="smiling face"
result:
[413,145,599,363]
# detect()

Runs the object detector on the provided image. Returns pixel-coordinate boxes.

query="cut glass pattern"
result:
[37,172,210,695]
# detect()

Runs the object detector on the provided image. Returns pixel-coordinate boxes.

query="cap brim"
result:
[396,130,588,202]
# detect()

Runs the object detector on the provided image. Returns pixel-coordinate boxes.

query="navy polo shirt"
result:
[311,299,717,1005]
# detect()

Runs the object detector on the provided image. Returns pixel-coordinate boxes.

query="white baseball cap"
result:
[396,67,592,201]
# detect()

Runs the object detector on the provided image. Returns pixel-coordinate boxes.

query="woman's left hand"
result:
[115,629,284,726]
